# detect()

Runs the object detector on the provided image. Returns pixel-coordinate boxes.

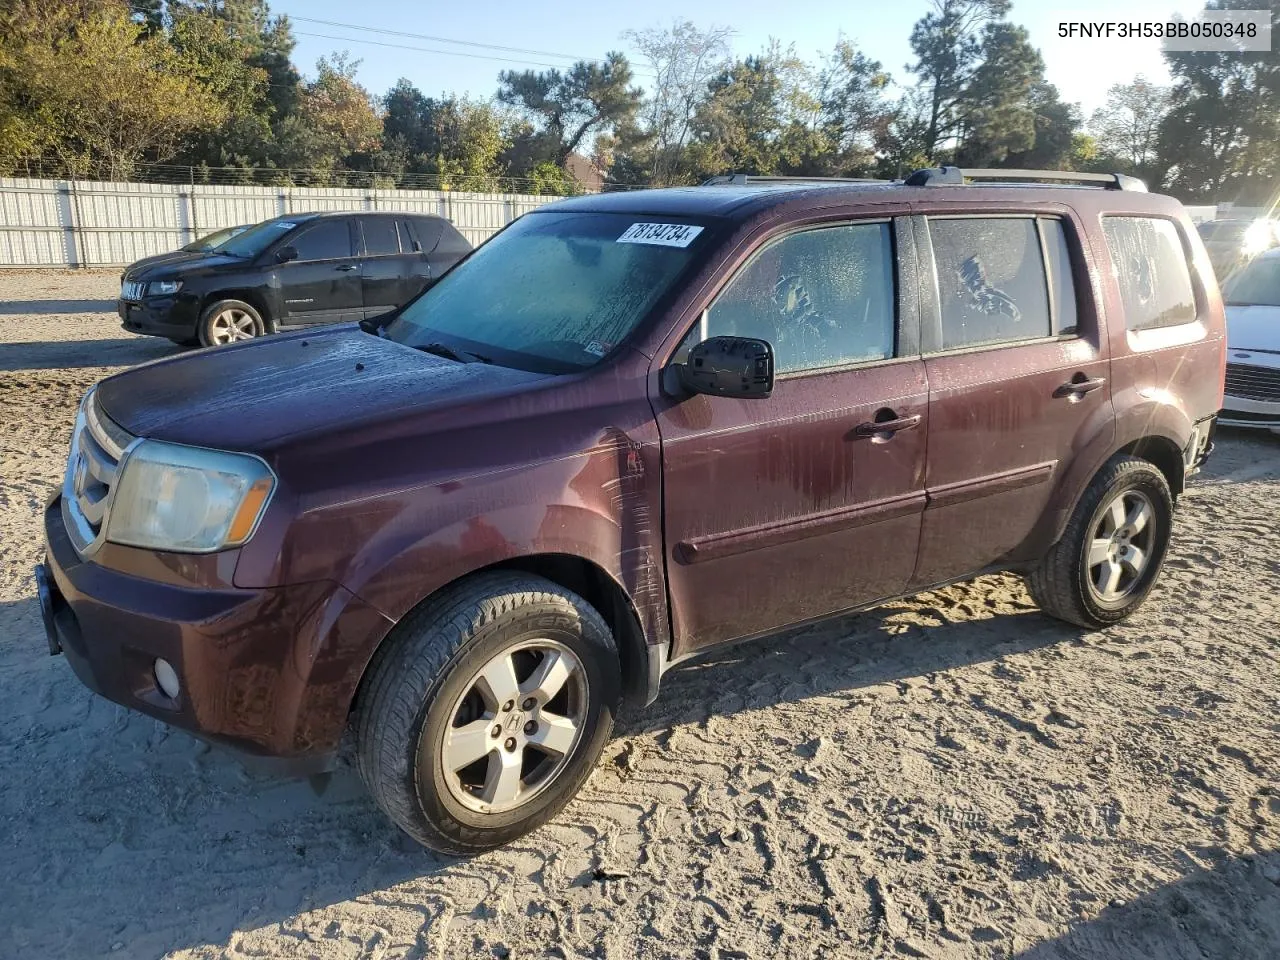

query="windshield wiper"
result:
[414,342,493,364]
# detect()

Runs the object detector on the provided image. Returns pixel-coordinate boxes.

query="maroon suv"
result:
[36,167,1223,853]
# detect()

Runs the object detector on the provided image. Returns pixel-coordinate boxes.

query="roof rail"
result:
[701,173,887,186]
[904,165,1147,192]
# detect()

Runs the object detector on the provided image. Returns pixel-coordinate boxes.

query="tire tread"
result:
[354,572,616,854]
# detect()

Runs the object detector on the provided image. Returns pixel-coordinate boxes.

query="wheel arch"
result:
[348,552,661,723]
[200,289,276,333]
[1114,434,1185,499]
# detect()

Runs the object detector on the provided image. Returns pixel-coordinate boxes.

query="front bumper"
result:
[1221,394,1280,431]
[39,497,393,771]
[118,296,200,339]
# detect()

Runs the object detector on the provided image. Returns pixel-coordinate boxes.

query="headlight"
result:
[148,280,183,296]
[106,440,275,553]
[1242,222,1273,258]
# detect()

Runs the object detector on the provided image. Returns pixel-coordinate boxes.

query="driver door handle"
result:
[336,263,359,272]
[854,413,922,438]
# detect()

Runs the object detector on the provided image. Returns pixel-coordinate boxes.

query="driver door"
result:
[652,216,930,655]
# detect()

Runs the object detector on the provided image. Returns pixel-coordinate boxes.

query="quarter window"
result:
[1102,217,1197,330]
[928,217,1053,350]
[681,222,896,375]
[291,220,353,261]
[362,217,400,257]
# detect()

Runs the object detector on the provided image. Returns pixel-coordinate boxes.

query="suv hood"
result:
[1225,303,1280,352]
[95,327,549,451]
[123,251,245,281]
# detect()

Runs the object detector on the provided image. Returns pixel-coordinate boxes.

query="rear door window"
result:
[926,217,1053,350]
[361,217,400,257]
[397,220,418,253]
[1102,217,1196,330]
[292,220,354,262]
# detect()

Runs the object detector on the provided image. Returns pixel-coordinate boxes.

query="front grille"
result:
[120,280,145,301]
[1224,363,1280,403]
[62,389,135,554]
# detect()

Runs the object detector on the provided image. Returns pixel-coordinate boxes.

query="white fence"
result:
[0,178,560,268]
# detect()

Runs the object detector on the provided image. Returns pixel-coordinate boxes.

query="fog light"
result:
[154,658,181,699]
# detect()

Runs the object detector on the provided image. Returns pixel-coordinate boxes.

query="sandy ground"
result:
[1,270,1278,960]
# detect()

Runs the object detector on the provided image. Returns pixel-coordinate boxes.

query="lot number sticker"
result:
[617,222,704,247]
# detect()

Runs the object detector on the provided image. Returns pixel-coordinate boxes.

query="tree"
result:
[687,43,820,177]
[623,21,733,185]
[0,1,227,178]
[279,52,382,173]
[497,52,644,170]
[907,0,1010,159]
[954,22,1044,165]
[377,80,510,188]
[1156,0,1280,201]
[1003,83,1081,169]
[1089,75,1170,175]
[811,39,893,173]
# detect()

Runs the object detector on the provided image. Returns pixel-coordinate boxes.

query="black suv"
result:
[118,211,472,346]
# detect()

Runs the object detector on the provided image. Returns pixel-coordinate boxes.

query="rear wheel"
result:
[199,299,264,346]
[355,573,620,854]
[1027,456,1174,629]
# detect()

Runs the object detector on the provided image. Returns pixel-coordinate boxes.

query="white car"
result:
[1221,248,1280,434]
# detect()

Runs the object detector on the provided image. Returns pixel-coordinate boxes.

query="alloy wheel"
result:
[1086,489,1156,603]
[208,308,257,344]
[439,639,588,814]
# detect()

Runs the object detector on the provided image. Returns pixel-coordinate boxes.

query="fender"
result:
[1024,385,1194,555]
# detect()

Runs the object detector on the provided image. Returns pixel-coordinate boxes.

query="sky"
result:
[273,0,1210,119]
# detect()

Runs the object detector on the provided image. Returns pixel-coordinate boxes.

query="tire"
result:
[1027,455,1174,629]
[198,298,264,347]
[354,572,621,854]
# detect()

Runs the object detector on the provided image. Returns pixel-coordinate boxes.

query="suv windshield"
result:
[216,218,301,259]
[386,210,710,373]
[1224,255,1280,306]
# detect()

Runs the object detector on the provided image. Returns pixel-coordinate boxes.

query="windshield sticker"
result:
[275,222,297,229]
[617,222,703,247]
[584,340,612,357]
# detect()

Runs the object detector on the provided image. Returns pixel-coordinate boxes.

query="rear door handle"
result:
[854,413,922,438]
[1054,375,1106,399]
[336,263,359,272]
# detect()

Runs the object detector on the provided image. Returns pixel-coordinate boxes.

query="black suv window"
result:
[927,217,1054,351]
[1103,217,1197,330]
[361,217,400,257]
[397,220,418,253]
[292,220,353,262]
[684,222,896,374]
[412,217,445,252]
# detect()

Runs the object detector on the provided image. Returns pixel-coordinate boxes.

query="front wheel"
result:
[1027,456,1175,629]
[354,573,620,854]
[199,299,264,346]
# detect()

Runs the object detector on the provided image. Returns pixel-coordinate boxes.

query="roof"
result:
[538,179,1180,223]
[546,182,901,219]
[276,210,442,221]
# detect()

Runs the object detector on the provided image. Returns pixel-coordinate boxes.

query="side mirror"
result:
[677,336,774,400]
[275,245,298,264]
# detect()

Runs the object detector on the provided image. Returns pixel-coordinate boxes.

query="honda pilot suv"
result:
[37,167,1223,853]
